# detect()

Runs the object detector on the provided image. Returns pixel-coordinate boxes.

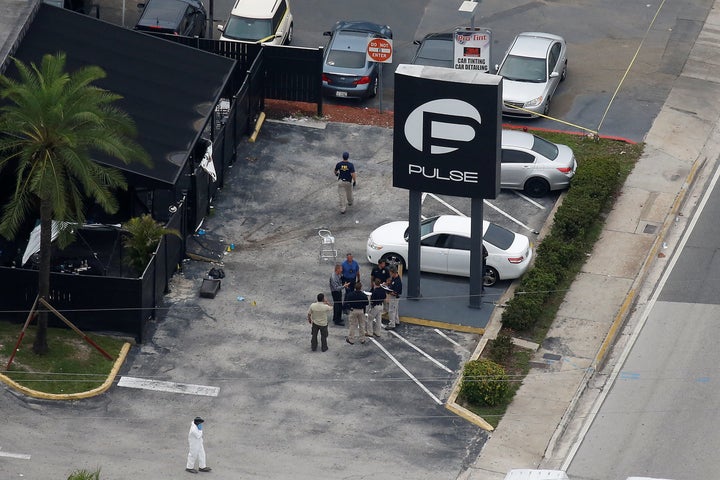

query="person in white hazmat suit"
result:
[186,416,212,473]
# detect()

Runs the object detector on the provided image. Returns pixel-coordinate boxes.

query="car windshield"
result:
[326,49,366,69]
[419,39,453,61]
[403,217,439,241]
[531,135,559,160]
[223,15,272,41]
[484,223,515,250]
[498,55,546,82]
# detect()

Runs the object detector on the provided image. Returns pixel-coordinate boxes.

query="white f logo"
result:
[403,99,482,155]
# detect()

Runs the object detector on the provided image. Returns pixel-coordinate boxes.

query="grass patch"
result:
[0,322,125,395]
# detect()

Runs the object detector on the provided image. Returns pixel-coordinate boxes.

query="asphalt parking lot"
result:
[2,120,557,479]
[126,119,555,478]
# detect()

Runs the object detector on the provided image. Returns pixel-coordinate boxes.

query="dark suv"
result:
[135,0,207,37]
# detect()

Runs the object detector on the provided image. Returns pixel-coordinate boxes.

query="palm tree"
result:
[123,214,181,275]
[0,52,150,354]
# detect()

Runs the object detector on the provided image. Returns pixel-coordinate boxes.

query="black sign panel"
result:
[393,65,502,198]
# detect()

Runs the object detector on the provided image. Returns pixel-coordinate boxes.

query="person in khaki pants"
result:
[366,278,386,337]
[385,268,402,330]
[334,151,356,214]
[344,282,369,344]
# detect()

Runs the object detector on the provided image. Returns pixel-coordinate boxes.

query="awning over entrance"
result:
[8,4,236,188]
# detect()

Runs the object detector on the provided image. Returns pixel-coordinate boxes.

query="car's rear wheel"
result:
[369,76,379,98]
[524,177,550,197]
[483,266,499,287]
[380,253,406,272]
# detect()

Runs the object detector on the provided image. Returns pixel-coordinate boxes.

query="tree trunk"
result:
[32,198,52,355]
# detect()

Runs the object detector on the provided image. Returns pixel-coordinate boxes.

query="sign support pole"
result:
[469,198,484,309]
[407,190,422,299]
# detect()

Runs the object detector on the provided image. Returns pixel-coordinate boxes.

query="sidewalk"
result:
[460,1,720,478]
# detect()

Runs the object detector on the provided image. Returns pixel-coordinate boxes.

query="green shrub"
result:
[67,469,101,480]
[488,334,514,364]
[502,292,543,330]
[460,359,509,406]
[534,236,582,271]
[501,142,630,332]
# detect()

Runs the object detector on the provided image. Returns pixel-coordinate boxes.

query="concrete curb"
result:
[0,342,131,400]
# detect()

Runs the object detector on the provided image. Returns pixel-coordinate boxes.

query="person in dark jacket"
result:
[344,282,369,344]
[366,278,386,337]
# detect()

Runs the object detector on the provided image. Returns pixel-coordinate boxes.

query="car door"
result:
[420,233,449,273]
[501,148,537,189]
[547,42,562,95]
[445,234,472,276]
[272,0,289,44]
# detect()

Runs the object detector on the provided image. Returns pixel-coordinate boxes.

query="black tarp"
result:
[7,4,236,188]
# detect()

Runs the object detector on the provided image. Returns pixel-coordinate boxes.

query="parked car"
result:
[496,32,567,118]
[411,32,454,68]
[217,0,293,45]
[322,21,393,99]
[500,129,577,197]
[366,215,533,286]
[134,0,206,37]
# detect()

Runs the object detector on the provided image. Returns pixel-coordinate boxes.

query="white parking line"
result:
[117,377,220,397]
[434,329,471,353]
[0,449,31,460]
[483,199,539,234]
[386,330,454,373]
[370,338,444,405]
[426,193,467,217]
[512,190,546,209]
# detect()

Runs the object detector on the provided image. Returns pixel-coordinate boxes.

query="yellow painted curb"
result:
[400,316,485,335]
[0,342,132,400]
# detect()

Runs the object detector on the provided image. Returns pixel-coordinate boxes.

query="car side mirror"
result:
[549,71,559,78]
[137,2,145,7]
[494,64,499,71]
[323,31,332,36]
[413,39,420,45]
[217,24,224,32]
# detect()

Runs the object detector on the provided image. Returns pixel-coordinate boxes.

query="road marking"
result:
[434,328,471,353]
[513,190,546,209]
[0,449,31,460]
[386,330,454,373]
[117,377,220,397]
[483,199,539,234]
[370,338,444,405]
[427,193,467,216]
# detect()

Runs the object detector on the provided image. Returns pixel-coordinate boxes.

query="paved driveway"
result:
[2,121,490,479]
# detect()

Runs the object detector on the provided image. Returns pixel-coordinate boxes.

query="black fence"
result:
[0,200,187,342]
[0,37,321,342]
[151,35,324,115]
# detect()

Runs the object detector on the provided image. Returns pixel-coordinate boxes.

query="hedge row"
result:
[501,153,627,331]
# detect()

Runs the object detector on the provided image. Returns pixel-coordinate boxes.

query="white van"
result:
[504,470,570,480]
[217,0,293,45]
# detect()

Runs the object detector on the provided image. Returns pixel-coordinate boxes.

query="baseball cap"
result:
[342,152,349,160]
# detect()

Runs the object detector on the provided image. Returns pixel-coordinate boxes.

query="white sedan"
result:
[366,215,533,286]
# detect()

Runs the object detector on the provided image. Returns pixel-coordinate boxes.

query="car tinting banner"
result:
[393,64,501,198]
